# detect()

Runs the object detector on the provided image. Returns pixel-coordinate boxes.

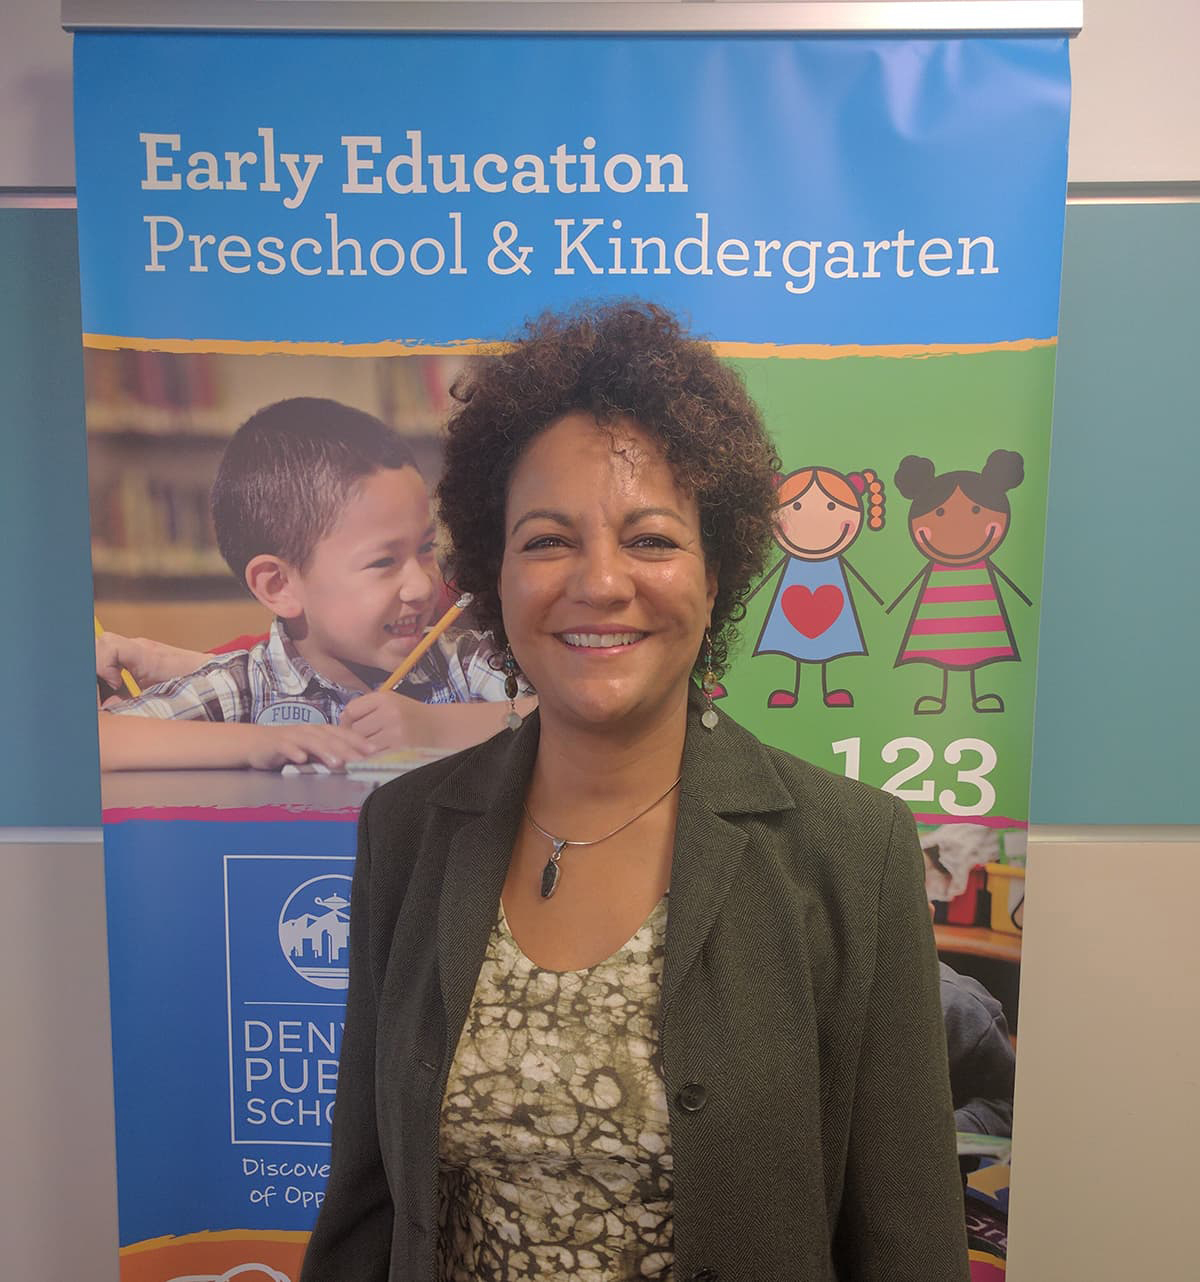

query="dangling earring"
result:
[700,629,719,730]
[502,645,523,731]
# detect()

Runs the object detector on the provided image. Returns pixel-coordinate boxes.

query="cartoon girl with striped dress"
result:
[887,450,1031,714]
[750,466,886,709]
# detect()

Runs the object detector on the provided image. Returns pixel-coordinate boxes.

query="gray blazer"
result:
[302,693,969,1282]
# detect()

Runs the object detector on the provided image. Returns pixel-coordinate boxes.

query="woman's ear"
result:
[245,554,304,618]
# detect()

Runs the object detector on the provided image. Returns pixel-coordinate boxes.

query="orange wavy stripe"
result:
[82,332,1056,360]
[120,1231,310,1282]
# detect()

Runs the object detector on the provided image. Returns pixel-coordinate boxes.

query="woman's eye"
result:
[792,501,802,510]
[419,541,437,556]
[631,535,677,550]
[367,557,395,570]
[523,535,566,551]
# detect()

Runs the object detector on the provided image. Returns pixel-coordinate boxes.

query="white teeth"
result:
[561,632,644,648]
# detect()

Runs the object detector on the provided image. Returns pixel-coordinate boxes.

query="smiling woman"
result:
[498,412,718,739]
[438,302,777,680]
[303,302,971,1282]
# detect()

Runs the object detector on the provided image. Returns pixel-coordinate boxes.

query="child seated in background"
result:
[940,961,1016,1139]
[99,397,533,771]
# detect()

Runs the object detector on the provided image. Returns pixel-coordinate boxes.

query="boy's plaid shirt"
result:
[107,620,508,725]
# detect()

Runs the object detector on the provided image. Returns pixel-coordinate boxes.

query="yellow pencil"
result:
[379,593,473,691]
[94,614,143,698]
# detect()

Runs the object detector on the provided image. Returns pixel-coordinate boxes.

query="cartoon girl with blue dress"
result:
[749,466,886,709]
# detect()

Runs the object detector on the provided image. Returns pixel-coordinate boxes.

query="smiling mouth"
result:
[558,631,648,650]
[917,523,999,561]
[783,522,850,557]
[383,617,425,638]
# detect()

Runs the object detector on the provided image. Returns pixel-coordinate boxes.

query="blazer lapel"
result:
[661,690,796,1031]
[433,715,540,1049]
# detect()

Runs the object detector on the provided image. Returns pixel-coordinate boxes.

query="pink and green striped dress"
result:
[897,560,1017,669]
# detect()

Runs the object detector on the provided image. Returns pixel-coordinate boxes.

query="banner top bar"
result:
[62,2,1083,36]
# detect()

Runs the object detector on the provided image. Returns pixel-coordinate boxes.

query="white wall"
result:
[1068,0,1200,182]
[1008,831,1200,1282]
[0,2,74,187]
[0,837,119,1282]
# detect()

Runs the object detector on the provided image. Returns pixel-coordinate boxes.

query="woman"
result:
[302,303,968,1282]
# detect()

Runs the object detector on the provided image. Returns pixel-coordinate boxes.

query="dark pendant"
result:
[539,838,567,900]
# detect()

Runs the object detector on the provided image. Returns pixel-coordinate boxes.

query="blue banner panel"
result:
[74,33,1070,347]
[76,28,1071,1282]
[105,819,356,1246]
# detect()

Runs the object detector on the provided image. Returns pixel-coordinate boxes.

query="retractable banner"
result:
[74,29,1070,1282]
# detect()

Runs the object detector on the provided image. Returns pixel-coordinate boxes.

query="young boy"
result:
[100,397,532,771]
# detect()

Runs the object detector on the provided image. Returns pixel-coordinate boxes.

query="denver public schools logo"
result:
[277,876,351,991]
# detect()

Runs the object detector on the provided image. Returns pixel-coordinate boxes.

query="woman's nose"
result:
[570,539,634,605]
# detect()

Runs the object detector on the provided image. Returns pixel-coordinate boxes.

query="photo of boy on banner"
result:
[91,367,536,777]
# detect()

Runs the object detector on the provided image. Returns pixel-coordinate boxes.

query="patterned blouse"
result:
[437,898,674,1281]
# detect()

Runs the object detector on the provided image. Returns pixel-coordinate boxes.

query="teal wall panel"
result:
[0,208,101,826]
[2,203,1193,827]
[1030,202,1199,824]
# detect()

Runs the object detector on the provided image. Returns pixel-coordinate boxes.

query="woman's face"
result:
[499,412,716,735]
[909,485,1009,564]
[773,479,863,561]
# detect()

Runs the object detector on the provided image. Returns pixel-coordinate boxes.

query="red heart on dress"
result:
[782,584,844,638]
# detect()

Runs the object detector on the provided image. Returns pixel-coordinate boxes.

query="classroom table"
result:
[934,923,1023,965]
[101,768,376,815]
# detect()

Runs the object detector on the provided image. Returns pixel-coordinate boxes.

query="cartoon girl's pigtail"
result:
[895,454,936,500]
[849,469,886,531]
[981,449,1025,494]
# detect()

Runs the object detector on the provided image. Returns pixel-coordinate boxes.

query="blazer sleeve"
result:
[301,792,394,1282]
[831,797,971,1281]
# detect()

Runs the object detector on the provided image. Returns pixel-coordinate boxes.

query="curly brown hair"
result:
[436,301,779,677]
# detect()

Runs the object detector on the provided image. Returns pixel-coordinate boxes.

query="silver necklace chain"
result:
[523,775,682,849]
[523,775,682,900]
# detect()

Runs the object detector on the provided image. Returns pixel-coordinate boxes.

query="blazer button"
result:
[676,1081,707,1112]
[689,1269,718,1282]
